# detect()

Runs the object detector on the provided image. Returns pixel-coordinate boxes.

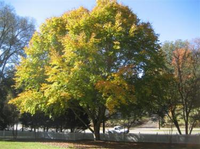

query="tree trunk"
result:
[22,125,24,132]
[12,124,15,139]
[103,118,105,134]
[34,127,36,133]
[70,105,105,140]
[93,121,101,141]
[167,112,182,135]
[60,125,63,132]
[174,119,182,135]
[34,127,36,140]
[92,106,106,141]
[189,120,196,135]
[185,119,188,135]
[70,128,74,133]
[158,117,161,130]
[15,123,18,139]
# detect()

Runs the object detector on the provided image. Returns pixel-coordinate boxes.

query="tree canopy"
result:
[10,0,164,140]
[160,39,200,134]
[0,2,35,82]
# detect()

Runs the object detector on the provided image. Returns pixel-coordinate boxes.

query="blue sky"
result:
[4,0,200,43]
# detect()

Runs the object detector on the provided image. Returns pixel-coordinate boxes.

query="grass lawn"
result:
[0,141,63,149]
[0,140,199,149]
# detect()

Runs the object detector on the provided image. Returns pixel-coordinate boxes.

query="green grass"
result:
[0,140,199,149]
[0,141,64,149]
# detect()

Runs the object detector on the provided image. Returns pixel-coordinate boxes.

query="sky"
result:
[4,0,200,43]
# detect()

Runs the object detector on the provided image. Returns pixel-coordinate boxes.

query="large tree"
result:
[10,0,163,140]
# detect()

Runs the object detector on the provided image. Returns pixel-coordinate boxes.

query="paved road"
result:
[84,120,200,134]
[128,120,200,134]
[129,127,200,134]
[84,127,200,134]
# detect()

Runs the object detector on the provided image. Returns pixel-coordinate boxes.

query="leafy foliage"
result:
[10,0,162,140]
[160,39,200,134]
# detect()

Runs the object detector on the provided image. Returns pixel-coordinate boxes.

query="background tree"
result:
[160,39,200,135]
[51,106,90,133]
[20,106,90,133]
[0,2,35,82]
[118,103,144,132]
[20,112,49,132]
[10,0,163,140]
[0,70,19,130]
[20,112,34,131]
[0,1,35,130]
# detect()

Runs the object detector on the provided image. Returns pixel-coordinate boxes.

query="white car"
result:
[107,126,129,134]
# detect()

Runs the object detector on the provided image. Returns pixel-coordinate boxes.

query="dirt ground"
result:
[42,140,200,149]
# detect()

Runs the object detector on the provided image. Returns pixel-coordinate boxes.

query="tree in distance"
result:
[0,2,35,82]
[0,1,35,130]
[160,39,200,135]
[20,107,89,133]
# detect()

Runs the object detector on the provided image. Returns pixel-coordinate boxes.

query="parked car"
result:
[19,128,31,132]
[107,126,129,134]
